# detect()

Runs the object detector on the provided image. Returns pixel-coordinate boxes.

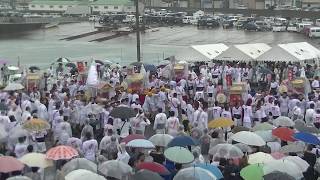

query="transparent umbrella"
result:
[209,143,244,159]
[62,158,97,176]
[98,160,132,179]
[173,167,216,180]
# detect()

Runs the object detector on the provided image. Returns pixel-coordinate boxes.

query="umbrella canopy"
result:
[126,139,155,149]
[9,126,29,140]
[208,118,234,128]
[209,143,244,159]
[22,118,50,132]
[273,116,295,127]
[110,106,136,119]
[231,131,266,146]
[149,134,173,147]
[293,132,320,145]
[95,60,104,65]
[46,145,79,160]
[167,135,199,147]
[271,152,285,160]
[164,146,194,164]
[252,122,273,131]
[19,153,53,168]
[7,176,32,180]
[263,159,303,179]
[137,162,170,175]
[98,160,132,179]
[240,164,264,180]
[232,126,250,134]
[295,122,319,134]
[272,127,295,142]
[121,134,145,144]
[56,57,70,63]
[173,167,216,180]
[132,169,163,180]
[254,130,275,142]
[283,156,309,172]
[280,142,305,153]
[234,143,253,153]
[248,152,274,164]
[263,171,295,180]
[65,169,105,180]
[195,163,224,179]
[65,62,77,68]
[29,66,40,71]
[0,156,24,173]
[8,66,19,71]
[3,83,24,91]
[144,64,157,73]
[62,158,97,176]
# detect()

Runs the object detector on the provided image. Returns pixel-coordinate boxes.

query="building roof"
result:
[30,0,134,6]
[91,0,133,6]
[30,1,82,5]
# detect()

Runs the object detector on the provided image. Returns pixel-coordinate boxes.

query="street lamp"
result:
[135,0,141,62]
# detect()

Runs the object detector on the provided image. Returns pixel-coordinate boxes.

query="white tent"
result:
[256,45,301,62]
[257,42,320,62]
[235,43,272,59]
[191,43,229,60]
[175,47,211,62]
[279,42,320,61]
[214,45,251,61]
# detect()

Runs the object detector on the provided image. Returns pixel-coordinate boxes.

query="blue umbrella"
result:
[293,132,320,145]
[195,163,223,179]
[167,136,199,147]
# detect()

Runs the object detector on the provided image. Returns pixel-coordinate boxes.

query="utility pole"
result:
[135,0,141,62]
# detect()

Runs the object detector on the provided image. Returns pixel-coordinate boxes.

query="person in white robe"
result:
[81,119,94,141]
[168,92,180,117]
[132,110,150,135]
[117,142,130,164]
[82,133,98,162]
[36,100,48,121]
[166,111,180,136]
[154,108,167,134]
[21,107,32,123]
[8,105,22,124]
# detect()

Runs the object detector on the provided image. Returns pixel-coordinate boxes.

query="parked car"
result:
[287,23,298,32]
[255,21,272,31]
[222,19,234,29]
[243,22,260,31]
[272,24,286,32]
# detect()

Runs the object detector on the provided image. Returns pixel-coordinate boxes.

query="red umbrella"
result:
[0,156,24,173]
[137,162,170,175]
[272,127,296,142]
[121,134,145,144]
[46,145,79,160]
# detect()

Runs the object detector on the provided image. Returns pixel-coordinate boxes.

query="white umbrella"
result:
[149,134,173,147]
[254,130,275,142]
[3,83,24,91]
[8,66,19,71]
[234,143,253,153]
[263,159,304,179]
[283,156,309,172]
[65,169,105,180]
[208,143,244,159]
[62,158,97,176]
[19,153,53,168]
[126,139,155,149]
[248,152,274,164]
[231,131,266,146]
[173,167,216,180]
[273,116,295,127]
[7,176,31,180]
[98,160,132,179]
[280,142,306,154]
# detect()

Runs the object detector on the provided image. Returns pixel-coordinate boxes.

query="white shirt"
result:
[221,110,232,119]
[166,117,180,136]
[271,105,281,117]
[306,109,315,121]
[312,80,319,89]
[212,106,222,119]
[117,151,130,164]
[14,143,28,158]
[242,105,253,123]
[154,113,167,130]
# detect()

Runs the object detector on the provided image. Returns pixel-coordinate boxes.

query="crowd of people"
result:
[0,60,320,180]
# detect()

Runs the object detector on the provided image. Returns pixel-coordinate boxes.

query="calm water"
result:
[1,22,320,67]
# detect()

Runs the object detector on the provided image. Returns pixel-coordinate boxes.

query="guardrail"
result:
[0,16,85,23]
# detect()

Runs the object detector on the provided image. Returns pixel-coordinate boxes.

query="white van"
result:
[297,23,312,32]
[309,27,320,38]
[123,15,135,23]
[316,19,320,27]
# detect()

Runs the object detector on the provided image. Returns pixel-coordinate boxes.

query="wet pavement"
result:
[1,22,320,66]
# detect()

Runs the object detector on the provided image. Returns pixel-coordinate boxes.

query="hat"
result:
[147,92,153,97]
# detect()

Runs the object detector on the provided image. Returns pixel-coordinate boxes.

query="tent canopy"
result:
[175,47,211,62]
[235,43,271,59]
[191,43,229,60]
[279,42,320,61]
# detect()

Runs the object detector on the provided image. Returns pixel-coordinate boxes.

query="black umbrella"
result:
[29,66,40,71]
[56,57,70,63]
[65,62,76,69]
[144,64,157,74]
[132,170,163,180]
[95,60,104,65]
[263,171,295,180]
[110,106,136,119]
